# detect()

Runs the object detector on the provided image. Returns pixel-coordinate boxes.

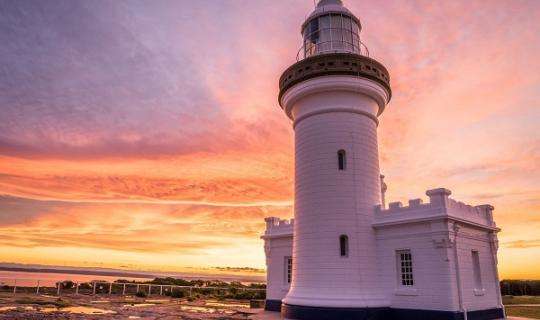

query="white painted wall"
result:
[263,189,502,313]
[265,236,293,302]
[373,189,502,312]
[375,222,459,311]
[454,225,502,312]
[262,217,293,302]
[279,76,390,308]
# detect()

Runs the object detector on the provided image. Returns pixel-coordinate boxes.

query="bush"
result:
[59,281,75,289]
[170,289,185,298]
[501,280,540,296]
[135,291,147,298]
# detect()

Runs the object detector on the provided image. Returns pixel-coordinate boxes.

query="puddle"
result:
[146,299,168,303]
[39,306,116,315]
[205,301,250,308]
[180,305,235,315]
[0,306,34,312]
[123,303,156,307]
[0,307,16,312]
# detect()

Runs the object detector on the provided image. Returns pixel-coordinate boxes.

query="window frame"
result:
[396,249,414,287]
[284,256,292,285]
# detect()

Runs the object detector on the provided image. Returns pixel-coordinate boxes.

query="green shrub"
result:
[59,281,75,289]
[170,290,185,298]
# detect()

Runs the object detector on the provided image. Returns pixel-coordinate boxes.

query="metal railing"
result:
[0,277,265,297]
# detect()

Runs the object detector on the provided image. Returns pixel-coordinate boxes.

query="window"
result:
[472,250,482,290]
[339,235,349,257]
[338,150,346,170]
[397,250,414,286]
[308,19,319,43]
[285,256,292,284]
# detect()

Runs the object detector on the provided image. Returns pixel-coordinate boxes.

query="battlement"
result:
[375,188,496,229]
[263,217,294,238]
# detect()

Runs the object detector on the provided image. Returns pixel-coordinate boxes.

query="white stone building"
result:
[262,1,504,319]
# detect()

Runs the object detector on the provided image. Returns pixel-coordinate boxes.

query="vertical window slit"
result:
[338,149,346,170]
[340,235,349,257]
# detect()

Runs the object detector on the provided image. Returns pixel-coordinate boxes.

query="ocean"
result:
[0,270,152,287]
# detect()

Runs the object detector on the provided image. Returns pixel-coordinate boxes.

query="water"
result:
[0,270,151,287]
[205,301,249,308]
[180,305,236,314]
[0,269,265,285]
[40,306,116,315]
[0,305,115,315]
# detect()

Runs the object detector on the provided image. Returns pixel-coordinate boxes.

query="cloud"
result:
[0,0,539,275]
[505,240,540,249]
[0,195,291,258]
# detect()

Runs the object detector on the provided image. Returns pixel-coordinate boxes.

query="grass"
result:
[503,295,540,305]
[505,306,540,319]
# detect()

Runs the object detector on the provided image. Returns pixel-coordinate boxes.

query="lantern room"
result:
[299,0,366,60]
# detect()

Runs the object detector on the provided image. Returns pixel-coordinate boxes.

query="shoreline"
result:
[0,267,266,284]
[0,267,155,280]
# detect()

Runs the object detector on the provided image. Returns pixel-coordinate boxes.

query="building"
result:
[261,1,504,319]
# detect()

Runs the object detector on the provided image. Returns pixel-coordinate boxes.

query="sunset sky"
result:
[0,0,539,279]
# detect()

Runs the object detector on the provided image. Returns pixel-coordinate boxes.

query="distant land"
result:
[0,262,266,283]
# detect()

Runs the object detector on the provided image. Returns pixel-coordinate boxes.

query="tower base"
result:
[282,304,505,320]
[265,299,282,312]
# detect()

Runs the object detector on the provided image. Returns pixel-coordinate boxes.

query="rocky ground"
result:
[0,293,266,319]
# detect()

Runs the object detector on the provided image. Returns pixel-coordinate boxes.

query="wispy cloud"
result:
[505,240,540,249]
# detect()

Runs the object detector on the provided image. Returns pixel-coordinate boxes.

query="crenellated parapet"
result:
[374,188,497,229]
[263,217,294,238]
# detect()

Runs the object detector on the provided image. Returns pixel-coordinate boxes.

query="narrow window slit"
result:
[340,235,349,257]
[338,150,346,170]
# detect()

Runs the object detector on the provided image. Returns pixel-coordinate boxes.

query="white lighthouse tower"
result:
[265,1,504,319]
[278,0,391,318]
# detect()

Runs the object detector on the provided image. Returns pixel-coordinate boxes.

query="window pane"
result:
[320,15,331,28]
[331,14,342,28]
[396,250,414,287]
[342,16,351,30]
[308,19,319,43]
[286,257,293,284]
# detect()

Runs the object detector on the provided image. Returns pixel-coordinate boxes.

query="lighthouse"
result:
[264,0,505,319]
[277,0,391,318]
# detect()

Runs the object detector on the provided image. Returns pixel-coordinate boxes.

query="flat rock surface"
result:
[0,293,264,319]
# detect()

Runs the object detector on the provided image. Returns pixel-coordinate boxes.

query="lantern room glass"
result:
[302,13,361,59]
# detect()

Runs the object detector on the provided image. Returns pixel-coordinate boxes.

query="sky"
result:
[0,0,539,279]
